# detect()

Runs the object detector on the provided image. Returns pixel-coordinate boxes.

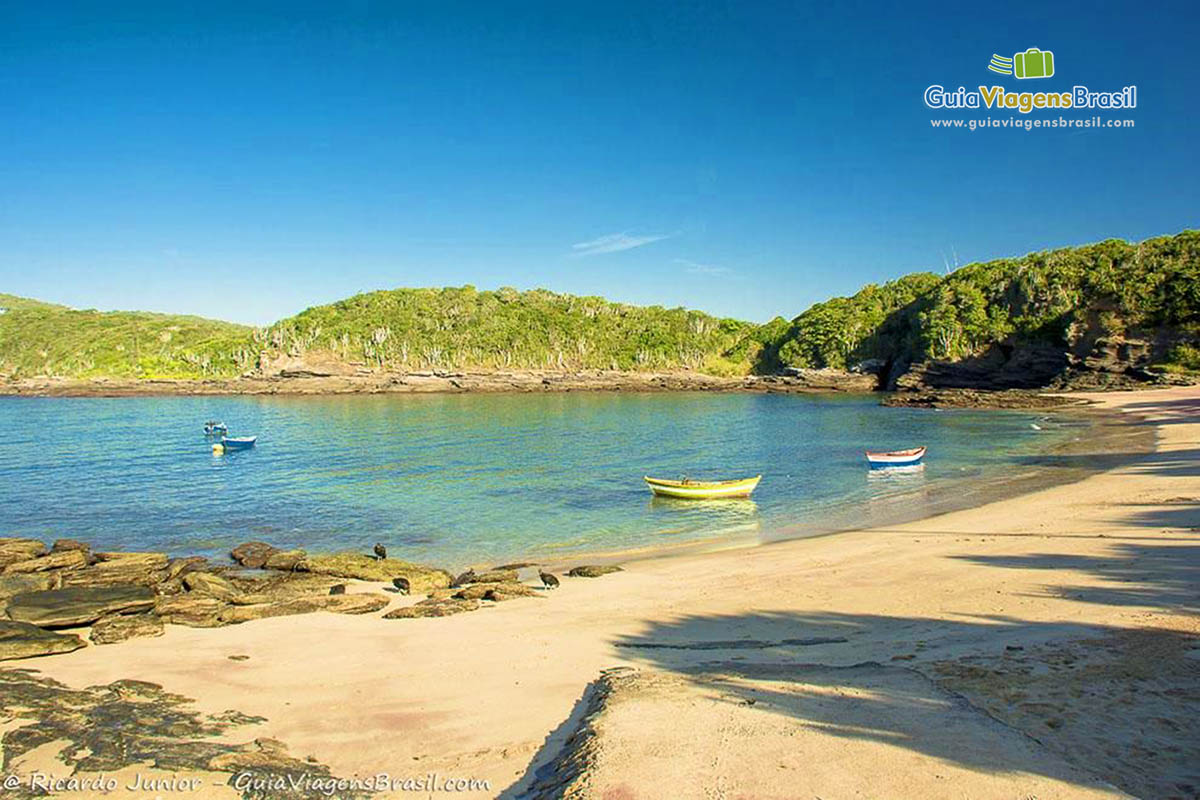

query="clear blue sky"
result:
[2,1,1198,325]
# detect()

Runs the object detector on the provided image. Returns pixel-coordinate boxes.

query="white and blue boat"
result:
[214,435,257,453]
[864,446,926,469]
[203,421,228,436]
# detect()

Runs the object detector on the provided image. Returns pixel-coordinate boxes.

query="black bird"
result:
[373,543,387,561]
[392,576,411,595]
[539,570,560,590]
[329,584,346,595]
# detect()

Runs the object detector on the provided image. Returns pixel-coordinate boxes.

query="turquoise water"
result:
[0,393,1084,569]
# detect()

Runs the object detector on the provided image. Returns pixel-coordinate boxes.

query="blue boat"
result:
[865,446,926,469]
[215,436,257,452]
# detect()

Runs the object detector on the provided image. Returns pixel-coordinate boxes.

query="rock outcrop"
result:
[230,541,278,569]
[296,552,452,591]
[0,538,47,568]
[383,598,480,618]
[90,612,165,644]
[61,552,169,588]
[567,565,624,578]
[0,619,86,660]
[6,585,157,628]
[4,549,88,573]
[153,594,226,627]
[217,592,389,624]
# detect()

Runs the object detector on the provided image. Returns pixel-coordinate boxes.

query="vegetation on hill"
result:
[766,230,1200,374]
[262,286,761,374]
[2,230,1196,382]
[0,302,254,379]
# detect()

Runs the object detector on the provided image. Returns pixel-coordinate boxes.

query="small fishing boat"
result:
[203,421,228,436]
[643,475,761,499]
[864,446,926,469]
[213,435,257,453]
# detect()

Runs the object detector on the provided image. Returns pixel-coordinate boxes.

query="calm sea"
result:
[0,392,1093,570]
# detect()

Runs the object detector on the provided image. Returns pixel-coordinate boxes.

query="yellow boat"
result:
[643,475,762,499]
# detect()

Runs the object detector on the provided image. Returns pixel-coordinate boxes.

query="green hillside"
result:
[263,286,762,374]
[0,301,255,379]
[3,230,1197,384]
[766,230,1200,377]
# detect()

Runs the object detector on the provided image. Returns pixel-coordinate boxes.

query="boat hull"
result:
[219,436,257,451]
[865,446,926,469]
[643,475,761,499]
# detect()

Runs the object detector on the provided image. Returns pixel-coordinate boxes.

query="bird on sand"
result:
[373,543,387,560]
[539,570,560,590]
[392,576,411,595]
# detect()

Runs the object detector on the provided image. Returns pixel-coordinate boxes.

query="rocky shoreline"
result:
[0,368,879,397]
[4,362,1193,410]
[0,537,622,662]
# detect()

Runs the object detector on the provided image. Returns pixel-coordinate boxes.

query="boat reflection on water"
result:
[866,463,927,481]
[647,496,761,542]
[649,496,760,516]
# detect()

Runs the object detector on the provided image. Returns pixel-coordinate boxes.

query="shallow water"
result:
[0,392,1091,569]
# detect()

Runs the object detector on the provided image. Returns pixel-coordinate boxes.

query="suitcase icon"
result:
[1014,48,1054,79]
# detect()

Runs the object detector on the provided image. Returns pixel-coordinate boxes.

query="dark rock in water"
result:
[263,549,307,571]
[383,598,480,618]
[494,561,537,573]
[153,594,226,628]
[90,613,165,645]
[4,548,88,574]
[373,543,387,560]
[329,584,346,595]
[539,571,560,589]
[567,565,623,578]
[230,541,279,569]
[881,388,1086,410]
[7,584,157,628]
[0,620,86,660]
[0,538,47,569]
[392,576,411,594]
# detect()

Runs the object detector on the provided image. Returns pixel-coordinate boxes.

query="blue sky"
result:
[1,1,1198,325]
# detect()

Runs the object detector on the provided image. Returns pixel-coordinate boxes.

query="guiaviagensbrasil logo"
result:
[924,46,1136,115]
[988,48,1054,79]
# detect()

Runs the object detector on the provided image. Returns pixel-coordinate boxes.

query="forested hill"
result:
[0,297,254,379]
[260,287,762,374]
[0,287,768,379]
[1,230,1197,384]
[761,230,1200,385]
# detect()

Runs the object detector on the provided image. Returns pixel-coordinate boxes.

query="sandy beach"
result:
[6,386,1198,799]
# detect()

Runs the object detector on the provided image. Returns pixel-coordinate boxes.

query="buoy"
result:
[212,443,225,454]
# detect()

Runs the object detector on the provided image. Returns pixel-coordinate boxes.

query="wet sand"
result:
[8,386,1199,799]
